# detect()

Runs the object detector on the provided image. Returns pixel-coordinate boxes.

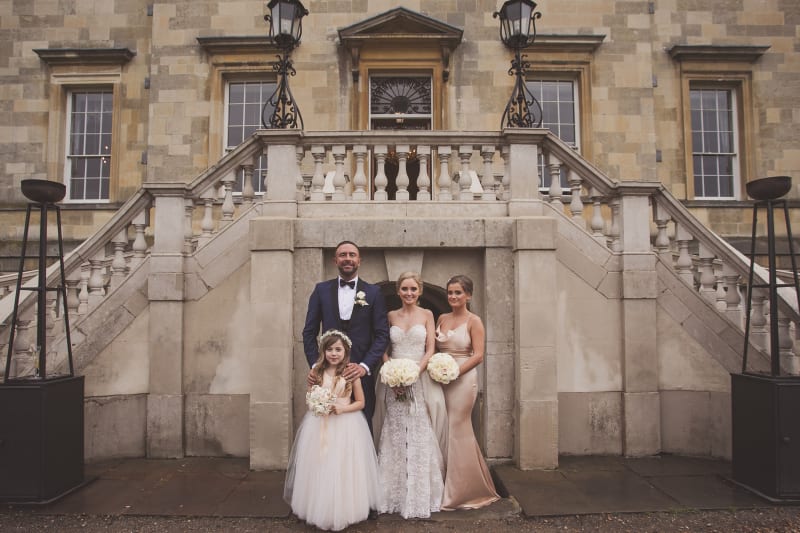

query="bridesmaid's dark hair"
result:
[446,274,473,295]
[313,330,353,396]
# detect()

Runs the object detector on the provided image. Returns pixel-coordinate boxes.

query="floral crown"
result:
[318,329,352,349]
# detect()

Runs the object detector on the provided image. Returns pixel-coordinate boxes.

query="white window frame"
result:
[689,85,740,200]
[64,88,113,203]
[527,77,581,190]
[223,78,276,195]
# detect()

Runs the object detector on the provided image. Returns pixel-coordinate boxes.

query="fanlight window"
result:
[370,76,432,130]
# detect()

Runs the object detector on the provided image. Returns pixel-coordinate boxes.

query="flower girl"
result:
[283,329,381,531]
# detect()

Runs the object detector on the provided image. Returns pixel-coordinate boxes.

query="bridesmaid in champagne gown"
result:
[435,274,500,511]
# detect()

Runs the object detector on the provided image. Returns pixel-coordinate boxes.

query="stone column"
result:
[513,217,558,469]
[618,190,660,456]
[146,189,187,458]
[264,131,303,205]
[504,129,546,217]
[249,217,295,469]
[484,243,514,459]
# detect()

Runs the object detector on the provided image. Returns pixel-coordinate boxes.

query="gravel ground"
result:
[2,508,800,532]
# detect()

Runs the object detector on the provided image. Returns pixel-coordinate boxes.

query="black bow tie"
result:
[339,279,356,289]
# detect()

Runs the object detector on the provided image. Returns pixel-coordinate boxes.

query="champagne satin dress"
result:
[435,317,500,510]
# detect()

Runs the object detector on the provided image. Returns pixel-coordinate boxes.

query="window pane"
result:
[559,102,574,124]
[85,178,100,199]
[542,81,558,102]
[703,132,718,152]
[101,134,112,154]
[229,83,244,103]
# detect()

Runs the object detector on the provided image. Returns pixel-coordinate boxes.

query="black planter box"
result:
[731,372,800,500]
[0,375,84,502]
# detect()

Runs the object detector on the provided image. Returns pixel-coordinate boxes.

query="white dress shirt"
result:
[338,276,357,320]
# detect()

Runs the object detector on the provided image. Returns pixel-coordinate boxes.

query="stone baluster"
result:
[589,188,606,244]
[697,243,716,303]
[437,146,452,201]
[351,145,368,201]
[183,199,195,255]
[110,228,129,291]
[548,155,564,210]
[295,146,305,202]
[241,163,255,206]
[653,203,672,262]
[131,209,149,268]
[394,144,411,201]
[722,263,742,327]
[44,290,58,362]
[310,145,326,201]
[197,187,216,248]
[11,310,35,377]
[416,145,431,201]
[778,314,798,374]
[374,145,389,201]
[332,145,347,201]
[65,274,80,319]
[674,223,694,286]
[395,144,410,201]
[567,170,585,227]
[87,251,106,310]
[458,145,473,200]
[713,260,727,312]
[608,197,622,252]
[749,288,768,350]
[78,262,90,315]
[500,145,510,200]
[220,173,235,228]
[480,145,495,201]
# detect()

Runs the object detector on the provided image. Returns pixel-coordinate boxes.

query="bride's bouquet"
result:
[380,358,419,402]
[427,352,460,384]
[306,384,336,416]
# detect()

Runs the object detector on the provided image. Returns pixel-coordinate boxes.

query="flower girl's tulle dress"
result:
[284,373,381,531]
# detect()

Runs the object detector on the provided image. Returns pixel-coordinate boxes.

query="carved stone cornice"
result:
[527,34,605,54]
[33,47,136,66]
[668,44,770,63]
[196,36,277,56]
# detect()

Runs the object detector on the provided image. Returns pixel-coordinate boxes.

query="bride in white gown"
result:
[377,272,445,518]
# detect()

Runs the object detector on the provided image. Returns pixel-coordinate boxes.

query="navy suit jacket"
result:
[302,278,390,372]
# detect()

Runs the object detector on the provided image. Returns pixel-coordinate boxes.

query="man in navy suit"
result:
[302,240,389,432]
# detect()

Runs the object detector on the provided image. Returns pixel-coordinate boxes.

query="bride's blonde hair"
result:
[397,271,423,299]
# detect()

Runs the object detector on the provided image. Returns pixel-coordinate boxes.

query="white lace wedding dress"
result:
[377,324,444,518]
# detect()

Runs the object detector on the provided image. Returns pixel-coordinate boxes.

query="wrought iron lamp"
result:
[262,0,308,129]
[494,0,543,128]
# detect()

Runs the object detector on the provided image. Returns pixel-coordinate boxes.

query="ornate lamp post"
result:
[494,0,543,128]
[262,0,308,129]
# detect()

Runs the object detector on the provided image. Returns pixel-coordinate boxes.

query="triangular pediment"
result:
[338,8,463,82]
[338,7,463,42]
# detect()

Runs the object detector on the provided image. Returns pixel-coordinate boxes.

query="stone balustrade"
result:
[2,128,798,381]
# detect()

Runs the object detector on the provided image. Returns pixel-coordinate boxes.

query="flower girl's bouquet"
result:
[427,352,460,384]
[306,384,336,416]
[380,358,419,402]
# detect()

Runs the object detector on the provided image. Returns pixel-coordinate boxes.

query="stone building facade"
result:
[0,1,799,468]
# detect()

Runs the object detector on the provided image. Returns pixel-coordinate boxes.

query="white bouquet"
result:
[427,352,460,384]
[306,384,335,416]
[380,358,419,402]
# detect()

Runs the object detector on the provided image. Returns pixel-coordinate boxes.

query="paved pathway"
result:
[1,454,795,530]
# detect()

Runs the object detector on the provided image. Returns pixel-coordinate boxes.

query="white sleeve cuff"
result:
[359,362,370,376]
